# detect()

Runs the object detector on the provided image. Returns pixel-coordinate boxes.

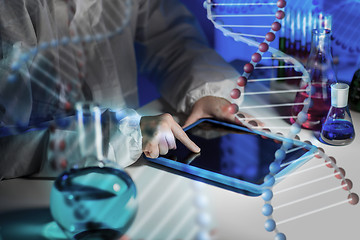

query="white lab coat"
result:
[0,0,239,179]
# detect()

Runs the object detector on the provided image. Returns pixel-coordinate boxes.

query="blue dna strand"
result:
[204,0,359,239]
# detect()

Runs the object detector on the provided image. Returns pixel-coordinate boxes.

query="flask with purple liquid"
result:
[320,83,355,146]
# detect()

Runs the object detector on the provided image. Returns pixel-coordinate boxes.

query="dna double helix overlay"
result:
[1,0,359,239]
[325,0,360,53]
[205,0,358,239]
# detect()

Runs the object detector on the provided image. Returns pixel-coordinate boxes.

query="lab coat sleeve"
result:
[135,0,240,114]
[41,108,143,178]
[105,108,143,169]
[46,109,143,172]
[0,108,143,180]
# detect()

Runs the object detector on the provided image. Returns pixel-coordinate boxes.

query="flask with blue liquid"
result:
[50,102,138,240]
[320,83,355,146]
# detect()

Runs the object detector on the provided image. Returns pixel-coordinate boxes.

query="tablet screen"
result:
[160,120,307,185]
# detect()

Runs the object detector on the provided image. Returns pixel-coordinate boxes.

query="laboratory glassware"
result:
[291,28,337,130]
[50,102,137,240]
[320,83,355,145]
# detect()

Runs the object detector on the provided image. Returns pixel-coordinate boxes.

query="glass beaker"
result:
[50,102,138,240]
[321,83,355,145]
[291,29,337,130]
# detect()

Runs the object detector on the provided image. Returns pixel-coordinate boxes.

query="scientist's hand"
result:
[183,96,264,128]
[140,113,200,158]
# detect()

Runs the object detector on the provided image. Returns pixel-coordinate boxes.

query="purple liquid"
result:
[291,83,331,130]
[321,119,355,145]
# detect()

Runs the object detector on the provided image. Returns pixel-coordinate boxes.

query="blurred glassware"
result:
[50,102,137,240]
[291,28,337,130]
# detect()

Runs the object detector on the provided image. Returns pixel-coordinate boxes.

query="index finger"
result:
[170,121,201,153]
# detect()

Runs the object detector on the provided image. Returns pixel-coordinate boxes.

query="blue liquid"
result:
[320,119,355,145]
[50,167,137,240]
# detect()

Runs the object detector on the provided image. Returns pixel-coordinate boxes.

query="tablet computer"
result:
[145,118,317,196]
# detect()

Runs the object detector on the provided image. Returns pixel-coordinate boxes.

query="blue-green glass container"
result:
[50,102,137,239]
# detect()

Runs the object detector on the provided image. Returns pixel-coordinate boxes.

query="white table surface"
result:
[0,96,359,240]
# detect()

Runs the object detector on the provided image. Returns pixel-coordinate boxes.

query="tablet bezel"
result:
[145,118,317,195]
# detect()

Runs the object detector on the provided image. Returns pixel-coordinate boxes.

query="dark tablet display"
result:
[159,119,308,185]
[145,119,315,195]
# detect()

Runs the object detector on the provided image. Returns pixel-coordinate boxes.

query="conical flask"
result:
[291,29,337,130]
[50,102,138,240]
[321,83,355,145]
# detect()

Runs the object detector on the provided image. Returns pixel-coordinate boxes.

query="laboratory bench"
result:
[0,96,359,240]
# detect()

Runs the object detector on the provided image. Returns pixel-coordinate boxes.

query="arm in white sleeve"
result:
[183,78,244,112]
[0,107,143,179]
[105,108,143,168]
[135,0,240,114]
